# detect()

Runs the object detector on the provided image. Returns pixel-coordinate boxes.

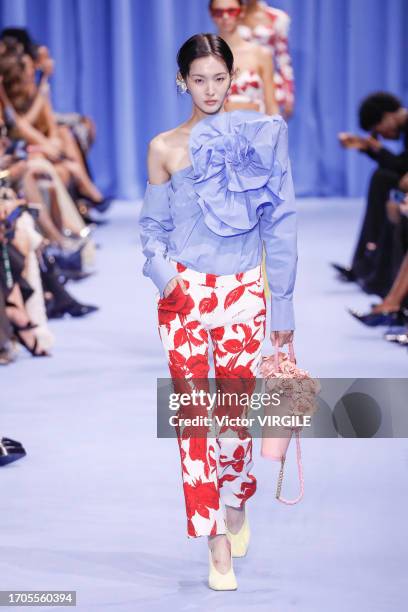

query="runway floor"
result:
[1,197,407,611]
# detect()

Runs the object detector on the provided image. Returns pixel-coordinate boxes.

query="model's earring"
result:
[176,74,187,94]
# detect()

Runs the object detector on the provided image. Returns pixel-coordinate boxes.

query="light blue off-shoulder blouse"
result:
[138,110,298,331]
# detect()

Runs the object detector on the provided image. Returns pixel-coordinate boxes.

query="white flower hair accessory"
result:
[176,74,187,94]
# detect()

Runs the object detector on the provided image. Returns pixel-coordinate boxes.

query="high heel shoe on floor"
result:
[0,437,27,466]
[11,321,50,357]
[6,302,50,357]
[208,545,238,591]
[226,511,250,558]
[347,307,408,327]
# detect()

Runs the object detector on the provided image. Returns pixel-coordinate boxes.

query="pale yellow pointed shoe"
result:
[208,547,238,591]
[225,511,250,558]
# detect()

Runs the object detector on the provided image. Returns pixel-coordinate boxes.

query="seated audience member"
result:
[334,92,408,296]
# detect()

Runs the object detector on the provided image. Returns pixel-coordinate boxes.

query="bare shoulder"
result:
[148,125,186,158]
[148,131,169,159]
[146,133,168,184]
[147,126,185,183]
[267,7,291,32]
[147,123,190,182]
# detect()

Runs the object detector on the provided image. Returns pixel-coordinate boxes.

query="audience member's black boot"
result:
[46,297,99,319]
[0,437,27,466]
[40,249,92,284]
[331,263,357,282]
[43,243,85,273]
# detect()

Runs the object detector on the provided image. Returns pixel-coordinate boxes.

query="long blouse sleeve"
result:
[259,118,298,331]
[138,180,178,297]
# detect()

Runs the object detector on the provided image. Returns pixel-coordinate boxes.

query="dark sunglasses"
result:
[210,7,242,18]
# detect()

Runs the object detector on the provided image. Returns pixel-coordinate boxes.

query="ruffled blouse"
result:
[190,110,287,236]
[139,110,298,331]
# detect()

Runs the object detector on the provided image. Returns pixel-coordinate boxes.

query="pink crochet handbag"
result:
[258,339,320,505]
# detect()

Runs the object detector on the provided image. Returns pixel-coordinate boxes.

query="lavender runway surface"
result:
[1,198,407,611]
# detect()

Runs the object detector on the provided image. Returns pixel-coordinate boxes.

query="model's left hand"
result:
[270,330,294,347]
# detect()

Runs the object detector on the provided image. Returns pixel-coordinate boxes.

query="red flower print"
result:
[236,474,257,502]
[187,518,197,537]
[219,444,245,473]
[187,436,210,463]
[245,338,260,354]
[240,323,252,342]
[158,308,177,330]
[158,283,195,316]
[223,339,243,353]
[254,308,267,326]
[215,364,254,380]
[211,326,225,341]
[186,354,210,378]
[168,349,187,379]
[183,479,220,520]
[248,288,265,298]
[199,291,218,314]
[199,328,208,342]
[180,446,190,476]
[218,473,238,488]
[205,273,217,288]
[174,328,188,348]
[224,285,245,309]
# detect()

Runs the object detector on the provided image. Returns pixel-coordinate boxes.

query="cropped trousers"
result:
[156,259,266,538]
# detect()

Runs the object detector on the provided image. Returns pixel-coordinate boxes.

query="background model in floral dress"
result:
[238,0,295,119]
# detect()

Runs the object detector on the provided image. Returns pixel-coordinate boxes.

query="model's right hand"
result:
[163,275,188,298]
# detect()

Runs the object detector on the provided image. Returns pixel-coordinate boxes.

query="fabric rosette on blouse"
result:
[189,111,286,237]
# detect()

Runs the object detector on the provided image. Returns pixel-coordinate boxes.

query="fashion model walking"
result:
[139,33,298,590]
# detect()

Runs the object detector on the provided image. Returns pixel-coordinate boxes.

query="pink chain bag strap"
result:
[259,339,320,505]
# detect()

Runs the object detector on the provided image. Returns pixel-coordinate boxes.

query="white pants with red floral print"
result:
[156,259,266,538]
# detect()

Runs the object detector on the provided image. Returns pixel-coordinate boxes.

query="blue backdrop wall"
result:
[0,0,407,199]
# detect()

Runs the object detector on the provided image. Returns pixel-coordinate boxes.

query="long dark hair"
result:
[176,33,234,80]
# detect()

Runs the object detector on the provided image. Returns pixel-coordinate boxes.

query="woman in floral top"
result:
[238,0,295,118]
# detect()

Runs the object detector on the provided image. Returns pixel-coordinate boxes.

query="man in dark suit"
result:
[334,92,408,295]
